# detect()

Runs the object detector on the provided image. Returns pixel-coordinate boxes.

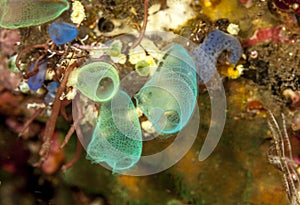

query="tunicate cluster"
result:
[74,43,198,171]
[74,62,142,172]
[73,30,242,173]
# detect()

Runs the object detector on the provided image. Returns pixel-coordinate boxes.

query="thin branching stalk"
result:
[267,110,300,205]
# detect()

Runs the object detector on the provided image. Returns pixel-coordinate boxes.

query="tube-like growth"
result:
[49,21,78,45]
[135,44,197,134]
[86,90,143,171]
[192,30,242,83]
[28,61,47,91]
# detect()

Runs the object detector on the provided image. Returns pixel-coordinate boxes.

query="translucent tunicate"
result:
[107,40,122,57]
[192,29,242,83]
[28,61,47,91]
[135,60,150,77]
[0,0,69,29]
[7,54,19,73]
[74,62,120,102]
[135,43,197,134]
[86,90,142,171]
[44,81,59,103]
[49,21,78,45]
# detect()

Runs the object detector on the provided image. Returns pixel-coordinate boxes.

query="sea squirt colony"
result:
[73,30,242,172]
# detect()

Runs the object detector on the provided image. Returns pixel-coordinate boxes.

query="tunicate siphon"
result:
[74,62,120,102]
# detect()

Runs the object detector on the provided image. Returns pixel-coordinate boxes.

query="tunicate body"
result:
[49,21,78,45]
[135,43,197,134]
[135,60,150,77]
[0,0,69,29]
[192,29,242,83]
[28,61,47,91]
[44,81,59,103]
[86,90,143,171]
[75,62,120,102]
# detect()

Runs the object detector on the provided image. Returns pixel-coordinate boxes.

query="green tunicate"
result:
[75,62,120,102]
[135,44,197,134]
[0,0,69,29]
[86,90,142,171]
[135,60,150,76]
[107,40,122,57]
[7,54,19,73]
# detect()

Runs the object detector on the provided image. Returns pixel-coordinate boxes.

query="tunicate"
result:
[0,0,69,29]
[135,43,197,134]
[49,21,78,45]
[86,90,143,171]
[28,61,47,91]
[44,81,59,103]
[192,29,242,83]
[75,62,120,102]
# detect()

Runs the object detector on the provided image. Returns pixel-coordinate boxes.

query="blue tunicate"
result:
[86,90,143,172]
[192,29,242,83]
[49,21,78,45]
[44,82,59,103]
[135,44,197,134]
[28,61,47,91]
